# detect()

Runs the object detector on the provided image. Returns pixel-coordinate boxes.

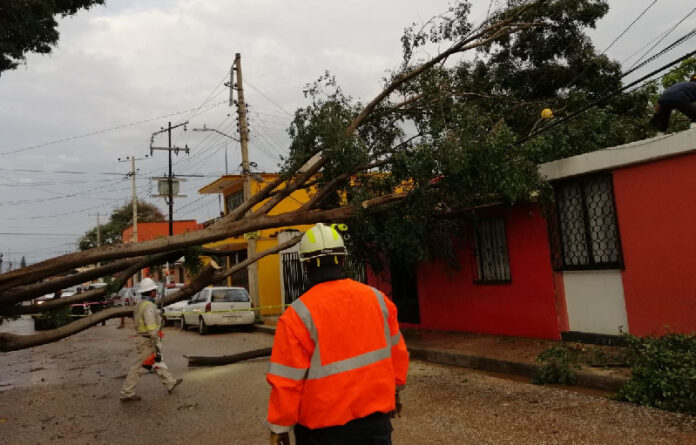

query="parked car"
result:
[180,287,255,335]
[162,286,188,325]
[111,287,136,307]
[71,282,110,322]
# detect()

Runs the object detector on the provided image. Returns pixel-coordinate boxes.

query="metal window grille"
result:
[225,190,244,214]
[473,218,511,283]
[281,252,309,304]
[553,174,623,270]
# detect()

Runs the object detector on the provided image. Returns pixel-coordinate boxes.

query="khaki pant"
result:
[121,335,177,398]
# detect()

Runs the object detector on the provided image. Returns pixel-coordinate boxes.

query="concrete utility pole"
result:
[150,122,189,285]
[118,155,148,285]
[233,53,260,308]
[88,212,102,270]
[150,121,189,236]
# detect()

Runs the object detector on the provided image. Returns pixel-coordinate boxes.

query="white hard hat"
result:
[299,223,347,262]
[137,277,158,294]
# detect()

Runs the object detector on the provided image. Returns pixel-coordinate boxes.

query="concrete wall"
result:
[562,270,628,335]
[613,152,696,335]
[370,204,561,339]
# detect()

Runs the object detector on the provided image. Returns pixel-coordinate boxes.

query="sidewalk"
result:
[256,319,629,392]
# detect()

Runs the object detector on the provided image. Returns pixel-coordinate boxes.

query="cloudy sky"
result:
[0,0,693,265]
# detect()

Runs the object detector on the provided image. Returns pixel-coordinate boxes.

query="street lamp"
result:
[193,126,240,175]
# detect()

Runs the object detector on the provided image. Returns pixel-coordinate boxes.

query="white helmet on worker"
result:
[299,223,347,263]
[137,277,158,295]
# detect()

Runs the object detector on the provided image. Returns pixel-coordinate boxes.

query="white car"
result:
[162,287,189,324]
[180,287,255,335]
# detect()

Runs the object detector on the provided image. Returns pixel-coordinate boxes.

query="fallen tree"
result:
[1,1,651,350]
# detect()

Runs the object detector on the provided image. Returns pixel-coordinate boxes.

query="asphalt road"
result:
[0,317,694,444]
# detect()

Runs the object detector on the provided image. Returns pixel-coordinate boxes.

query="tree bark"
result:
[186,347,272,367]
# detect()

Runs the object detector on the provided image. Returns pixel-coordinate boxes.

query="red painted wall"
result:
[613,153,696,336]
[122,220,202,243]
[370,204,561,339]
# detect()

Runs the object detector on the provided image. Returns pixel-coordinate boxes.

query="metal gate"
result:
[281,252,309,304]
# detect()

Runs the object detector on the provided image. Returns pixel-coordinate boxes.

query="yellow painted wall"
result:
[202,174,314,315]
[255,238,282,315]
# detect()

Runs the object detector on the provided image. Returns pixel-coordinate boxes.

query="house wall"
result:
[256,237,283,315]
[370,204,561,339]
[612,153,696,336]
[123,220,202,242]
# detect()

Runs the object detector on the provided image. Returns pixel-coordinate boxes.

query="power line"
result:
[601,0,657,54]
[622,26,696,79]
[517,48,696,147]
[626,6,696,72]
[0,100,226,157]
[243,80,293,116]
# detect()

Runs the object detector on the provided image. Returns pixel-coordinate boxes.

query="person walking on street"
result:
[650,74,696,135]
[120,277,182,402]
[266,223,409,445]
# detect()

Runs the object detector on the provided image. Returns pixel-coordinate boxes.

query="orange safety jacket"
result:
[266,279,409,433]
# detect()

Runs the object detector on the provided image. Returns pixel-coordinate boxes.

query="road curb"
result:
[409,347,628,392]
[252,324,627,392]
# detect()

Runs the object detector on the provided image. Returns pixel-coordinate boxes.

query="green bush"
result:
[616,333,696,415]
[33,307,72,330]
[533,344,581,385]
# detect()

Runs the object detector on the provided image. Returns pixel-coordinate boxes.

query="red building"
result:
[123,220,203,284]
[368,129,696,340]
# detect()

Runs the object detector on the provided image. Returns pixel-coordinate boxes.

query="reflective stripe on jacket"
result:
[134,300,160,337]
[266,279,409,433]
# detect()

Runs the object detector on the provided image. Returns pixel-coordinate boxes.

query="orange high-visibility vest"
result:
[266,279,409,433]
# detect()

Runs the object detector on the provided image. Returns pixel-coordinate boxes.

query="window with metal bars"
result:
[473,218,511,284]
[225,190,244,214]
[552,174,623,270]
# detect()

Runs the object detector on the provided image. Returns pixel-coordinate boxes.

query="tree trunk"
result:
[185,347,272,367]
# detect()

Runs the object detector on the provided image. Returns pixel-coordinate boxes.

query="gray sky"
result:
[0,0,693,265]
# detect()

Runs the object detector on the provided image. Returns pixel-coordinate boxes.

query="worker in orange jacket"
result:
[266,223,409,445]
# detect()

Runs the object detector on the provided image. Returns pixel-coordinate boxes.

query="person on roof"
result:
[120,277,182,402]
[266,223,409,445]
[650,74,696,135]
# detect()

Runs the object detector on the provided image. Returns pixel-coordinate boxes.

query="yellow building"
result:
[199,173,313,315]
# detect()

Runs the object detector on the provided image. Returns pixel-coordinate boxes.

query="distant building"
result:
[122,220,203,285]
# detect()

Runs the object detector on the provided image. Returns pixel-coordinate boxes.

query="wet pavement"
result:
[0,317,694,444]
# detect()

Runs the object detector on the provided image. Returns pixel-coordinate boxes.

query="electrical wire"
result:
[517,48,696,147]
[0,100,226,157]
[626,6,696,72]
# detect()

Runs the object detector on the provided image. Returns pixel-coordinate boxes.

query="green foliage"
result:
[282,1,653,272]
[660,57,696,89]
[78,199,165,250]
[533,345,582,385]
[182,247,204,277]
[616,333,696,415]
[33,307,72,330]
[0,0,105,75]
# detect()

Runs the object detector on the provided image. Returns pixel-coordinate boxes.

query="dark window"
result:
[552,174,623,270]
[473,218,511,284]
[225,190,244,214]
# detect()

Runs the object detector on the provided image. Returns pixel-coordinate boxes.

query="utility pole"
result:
[233,53,260,309]
[118,155,148,285]
[88,212,102,271]
[150,121,189,236]
[151,122,189,285]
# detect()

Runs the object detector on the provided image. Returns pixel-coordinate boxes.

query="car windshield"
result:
[211,289,250,303]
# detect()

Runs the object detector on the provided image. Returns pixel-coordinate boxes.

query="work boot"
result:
[168,378,183,393]
[120,395,141,402]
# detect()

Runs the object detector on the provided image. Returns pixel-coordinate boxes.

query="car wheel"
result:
[180,317,187,331]
[198,317,209,336]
